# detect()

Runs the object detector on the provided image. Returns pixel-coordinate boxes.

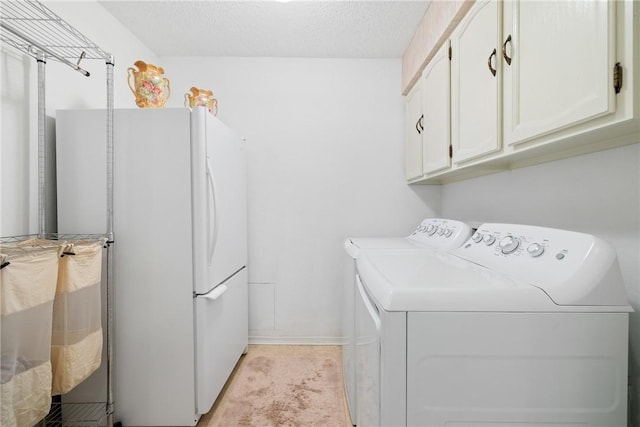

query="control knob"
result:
[483,234,496,246]
[499,235,520,254]
[426,225,437,235]
[527,243,545,257]
[472,232,483,243]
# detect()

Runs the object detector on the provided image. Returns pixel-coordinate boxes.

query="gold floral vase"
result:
[127,60,171,108]
[184,87,218,115]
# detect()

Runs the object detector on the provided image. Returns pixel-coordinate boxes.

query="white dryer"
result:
[355,223,632,427]
[342,218,472,425]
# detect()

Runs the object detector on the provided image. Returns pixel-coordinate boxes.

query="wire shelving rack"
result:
[1,1,115,425]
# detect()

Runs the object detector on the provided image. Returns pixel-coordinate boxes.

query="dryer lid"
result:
[344,237,435,259]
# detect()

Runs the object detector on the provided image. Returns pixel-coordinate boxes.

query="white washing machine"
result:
[355,223,633,427]
[342,218,473,425]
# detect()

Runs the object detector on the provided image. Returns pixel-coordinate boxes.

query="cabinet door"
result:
[451,0,502,164]
[405,82,424,180]
[422,41,451,175]
[502,0,616,146]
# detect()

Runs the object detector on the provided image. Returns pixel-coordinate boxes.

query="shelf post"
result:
[105,55,115,427]
[37,52,47,238]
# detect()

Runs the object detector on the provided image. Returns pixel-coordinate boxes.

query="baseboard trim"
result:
[249,335,344,346]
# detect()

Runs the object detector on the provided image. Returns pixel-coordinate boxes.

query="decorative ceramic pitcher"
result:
[127,60,171,108]
[184,87,218,115]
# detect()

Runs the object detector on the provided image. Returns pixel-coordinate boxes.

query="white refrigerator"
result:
[56,108,248,426]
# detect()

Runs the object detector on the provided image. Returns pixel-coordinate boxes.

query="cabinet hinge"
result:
[449,145,453,159]
[613,62,623,94]
[448,46,452,60]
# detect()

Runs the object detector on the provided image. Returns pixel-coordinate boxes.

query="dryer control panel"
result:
[407,218,472,250]
[451,223,631,308]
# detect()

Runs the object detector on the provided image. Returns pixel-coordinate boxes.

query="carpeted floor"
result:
[197,345,352,427]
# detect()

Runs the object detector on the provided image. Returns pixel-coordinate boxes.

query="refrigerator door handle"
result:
[198,284,228,301]
[206,157,219,265]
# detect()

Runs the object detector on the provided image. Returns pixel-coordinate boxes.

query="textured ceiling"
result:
[98,0,431,58]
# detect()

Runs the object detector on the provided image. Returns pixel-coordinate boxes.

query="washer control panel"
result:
[450,223,629,307]
[463,224,589,264]
[408,218,473,250]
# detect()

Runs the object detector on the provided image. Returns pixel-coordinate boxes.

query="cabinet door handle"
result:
[502,34,512,65]
[419,114,424,131]
[488,48,497,76]
[415,117,422,134]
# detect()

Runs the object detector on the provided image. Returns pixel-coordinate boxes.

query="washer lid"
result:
[451,223,633,308]
[344,238,435,259]
[344,218,472,259]
[356,251,629,313]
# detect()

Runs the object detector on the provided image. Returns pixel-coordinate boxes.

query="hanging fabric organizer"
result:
[0,1,115,426]
[15,239,106,396]
[1,246,60,427]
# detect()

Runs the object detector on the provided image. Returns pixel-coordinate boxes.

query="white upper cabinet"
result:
[403,0,636,184]
[405,81,424,181]
[502,0,616,146]
[450,0,502,164]
[422,41,452,175]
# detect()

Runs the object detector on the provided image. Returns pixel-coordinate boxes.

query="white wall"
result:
[1,1,157,236]
[159,56,440,342]
[440,143,640,425]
